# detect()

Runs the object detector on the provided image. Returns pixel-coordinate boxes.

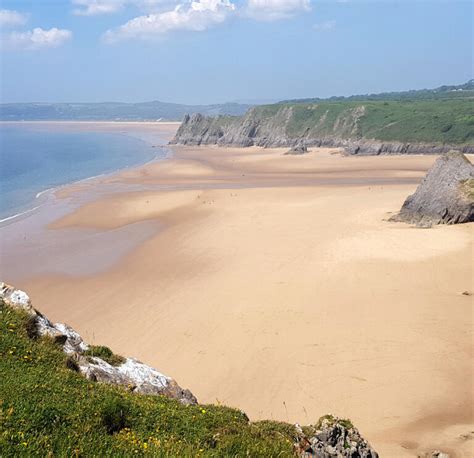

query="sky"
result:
[0,0,472,104]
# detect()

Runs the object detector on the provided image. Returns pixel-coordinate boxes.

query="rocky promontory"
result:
[390,151,474,226]
[171,102,474,155]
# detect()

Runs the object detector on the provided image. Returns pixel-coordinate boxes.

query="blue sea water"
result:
[0,125,161,221]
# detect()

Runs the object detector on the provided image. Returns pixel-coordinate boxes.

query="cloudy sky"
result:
[0,0,472,104]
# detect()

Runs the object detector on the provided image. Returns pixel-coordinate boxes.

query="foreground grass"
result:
[0,302,296,456]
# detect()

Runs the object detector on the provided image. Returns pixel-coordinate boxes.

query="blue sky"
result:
[0,0,472,104]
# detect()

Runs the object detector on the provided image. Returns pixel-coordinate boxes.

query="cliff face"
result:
[390,151,474,226]
[0,282,197,405]
[171,102,474,155]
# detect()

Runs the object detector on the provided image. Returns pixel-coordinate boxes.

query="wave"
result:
[0,205,42,224]
[1,146,172,227]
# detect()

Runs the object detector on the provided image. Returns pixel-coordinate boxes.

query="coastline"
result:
[0,121,178,227]
[0,133,472,456]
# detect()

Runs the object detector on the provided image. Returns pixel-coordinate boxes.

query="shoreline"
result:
[0,121,176,227]
[0,134,472,456]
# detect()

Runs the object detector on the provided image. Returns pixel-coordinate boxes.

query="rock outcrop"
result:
[295,415,378,457]
[171,109,474,156]
[0,282,197,405]
[390,151,474,226]
[285,144,309,155]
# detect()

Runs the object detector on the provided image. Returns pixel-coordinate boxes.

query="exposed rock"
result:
[390,151,474,226]
[295,416,378,457]
[171,110,474,156]
[418,451,450,458]
[0,282,197,405]
[285,144,309,155]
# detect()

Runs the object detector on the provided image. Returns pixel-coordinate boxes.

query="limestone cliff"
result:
[171,102,474,155]
[390,151,474,226]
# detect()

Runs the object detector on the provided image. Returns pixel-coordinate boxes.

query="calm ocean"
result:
[0,125,163,222]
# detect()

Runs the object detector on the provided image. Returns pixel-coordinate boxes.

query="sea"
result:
[0,124,164,223]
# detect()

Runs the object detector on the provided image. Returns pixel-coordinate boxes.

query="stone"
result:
[390,151,474,226]
[294,415,378,457]
[285,144,309,155]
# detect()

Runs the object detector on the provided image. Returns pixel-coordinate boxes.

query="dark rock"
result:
[390,151,474,226]
[295,416,378,457]
[285,144,309,155]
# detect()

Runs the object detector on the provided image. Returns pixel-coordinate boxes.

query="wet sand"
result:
[1,132,473,456]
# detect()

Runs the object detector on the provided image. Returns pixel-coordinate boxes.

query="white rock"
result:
[118,358,170,389]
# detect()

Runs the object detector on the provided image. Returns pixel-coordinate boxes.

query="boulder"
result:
[295,415,378,457]
[285,144,309,155]
[390,151,474,227]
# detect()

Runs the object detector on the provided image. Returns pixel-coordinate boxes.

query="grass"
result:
[84,345,126,367]
[247,98,474,145]
[0,301,300,456]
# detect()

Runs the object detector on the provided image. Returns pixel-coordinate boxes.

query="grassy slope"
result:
[0,301,301,457]
[248,98,474,145]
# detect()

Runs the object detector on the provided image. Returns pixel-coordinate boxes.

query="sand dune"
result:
[5,143,473,457]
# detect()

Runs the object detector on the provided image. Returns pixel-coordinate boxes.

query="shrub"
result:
[65,355,79,372]
[100,397,130,434]
[84,345,125,366]
[24,315,39,339]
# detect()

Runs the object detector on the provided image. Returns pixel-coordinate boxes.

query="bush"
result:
[24,315,39,339]
[100,397,130,434]
[65,355,79,372]
[84,345,125,366]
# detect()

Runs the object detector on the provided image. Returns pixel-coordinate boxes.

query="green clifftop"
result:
[172,87,474,154]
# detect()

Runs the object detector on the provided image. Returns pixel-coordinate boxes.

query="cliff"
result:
[0,282,196,404]
[390,151,474,226]
[171,98,474,155]
[0,281,379,457]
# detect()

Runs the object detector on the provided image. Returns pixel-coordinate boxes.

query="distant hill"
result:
[280,80,474,104]
[0,100,252,122]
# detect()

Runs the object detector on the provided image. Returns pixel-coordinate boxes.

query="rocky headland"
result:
[390,151,474,226]
[171,103,474,155]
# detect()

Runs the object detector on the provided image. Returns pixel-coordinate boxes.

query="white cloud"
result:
[72,0,174,16]
[313,19,336,31]
[245,0,311,21]
[5,27,72,50]
[72,0,125,16]
[103,0,235,42]
[0,9,27,27]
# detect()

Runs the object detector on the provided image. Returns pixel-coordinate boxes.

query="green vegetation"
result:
[315,414,353,431]
[0,301,298,456]
[249,97,474,145]
[281,79,474,103]
[84,345,126,367]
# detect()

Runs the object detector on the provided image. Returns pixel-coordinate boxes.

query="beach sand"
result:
[2,133,473,456]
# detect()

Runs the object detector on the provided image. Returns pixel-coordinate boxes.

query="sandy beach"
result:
[1,124,472,457]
